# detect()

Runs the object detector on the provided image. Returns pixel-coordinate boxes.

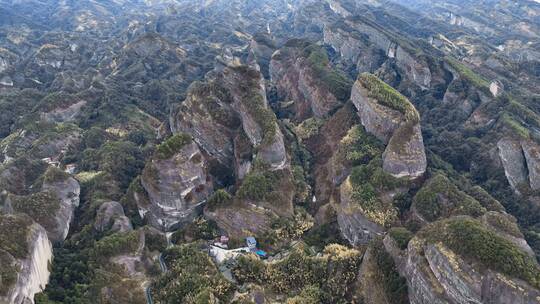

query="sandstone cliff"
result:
[140,135,213,231]
[270,41,351,121]
[324,18,432,89]
[497,137,540,193]
[0,214,53,304]
[351,73,426,179]
[384,216,540,304]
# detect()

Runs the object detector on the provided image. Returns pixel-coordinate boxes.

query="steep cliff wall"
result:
[140,135,213,231]
[384,216,540,304]
[351,73,426,179]
[0,214,53,304]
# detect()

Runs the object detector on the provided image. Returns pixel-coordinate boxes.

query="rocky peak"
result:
[140,134,213,231]
[270,40,352,121]
[385,216,540,304]
[0,214,53,304]
[351,73,426,179]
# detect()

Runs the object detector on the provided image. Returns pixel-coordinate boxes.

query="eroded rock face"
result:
[0,215,53,304]
[521,140,540,191]
[40,100,87,123]
[204,204,274,239]
[140,141,212,231]
[498,138,527,191]
[94,201,133,233]
[220,65,289,170]
[270,44,343,121]
[170,81,240,168]
[351,75,427,178]
[41,173,81,242]
[384,218,540,304]
[337,178,384,246]
[497,138,540,192]
[326,18,432,88]
[171,64,288,175]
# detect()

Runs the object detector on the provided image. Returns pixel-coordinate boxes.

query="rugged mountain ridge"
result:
[0,0,539,303]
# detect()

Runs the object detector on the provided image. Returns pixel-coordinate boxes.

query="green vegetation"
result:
[92,230,140,262]
[171,217,219,244]
[500,113,530,139]
[233,244,361,303]
[238,170,279,201]
[358,73,419,123]
[445,57,490,91]
[153,244,235,303]
[303,45,353,102]
[419,217,540,288]
[143,227,167,252]
[206,189,232,210]
[155,133,192,159]
[80,140,145,190]
[388,227,413,250]
[295,118,324,141]
[339,125,383,166]
[467,186,505,212]
[413,174,486,222]
[232,65,277,145]
[507,100,540,130]
[370,239,409,304]
[11,191,61,233]
[347,158,405,226]
[43,166,70,184]
[0,250,18,296]
[265,208,314,243]
[0,214,32,259]
[483,212,523,238]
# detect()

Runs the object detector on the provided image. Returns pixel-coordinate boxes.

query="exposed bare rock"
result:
[497,138,540,192]
[40,169,81,242]
[171,64,288,174]
[40,100,87,123]
[270,41,348,121]
[140,139,212,231]
[522,140,540,191]
[170,80,240,168]
[384,217,540,304]
[498,138,528,191]
[0,125,82,161]
[305,102,360,211]
[337,177,385,246]
[95,201,133,233]
[351,73,426,179]
[248,32,276,78]
[204,203,275,238]
[326,18,432,88]
[0,214,53,304]
[219,65,288,170]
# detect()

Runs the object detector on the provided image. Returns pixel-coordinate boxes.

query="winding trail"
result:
[145,232,173,304]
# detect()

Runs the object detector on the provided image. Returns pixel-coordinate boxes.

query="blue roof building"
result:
[246,236,257,249]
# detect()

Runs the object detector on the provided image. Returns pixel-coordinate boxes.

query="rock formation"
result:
[384,216,540,304]
[140,135,213,231]
[351,73,427,179]
[0,214,53,304]
[270,41,350,121]
[498,137,540,193]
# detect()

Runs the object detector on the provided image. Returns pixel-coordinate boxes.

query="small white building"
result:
[209,245,250,264]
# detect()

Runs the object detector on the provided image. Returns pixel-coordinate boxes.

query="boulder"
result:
[94,201,133,233]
